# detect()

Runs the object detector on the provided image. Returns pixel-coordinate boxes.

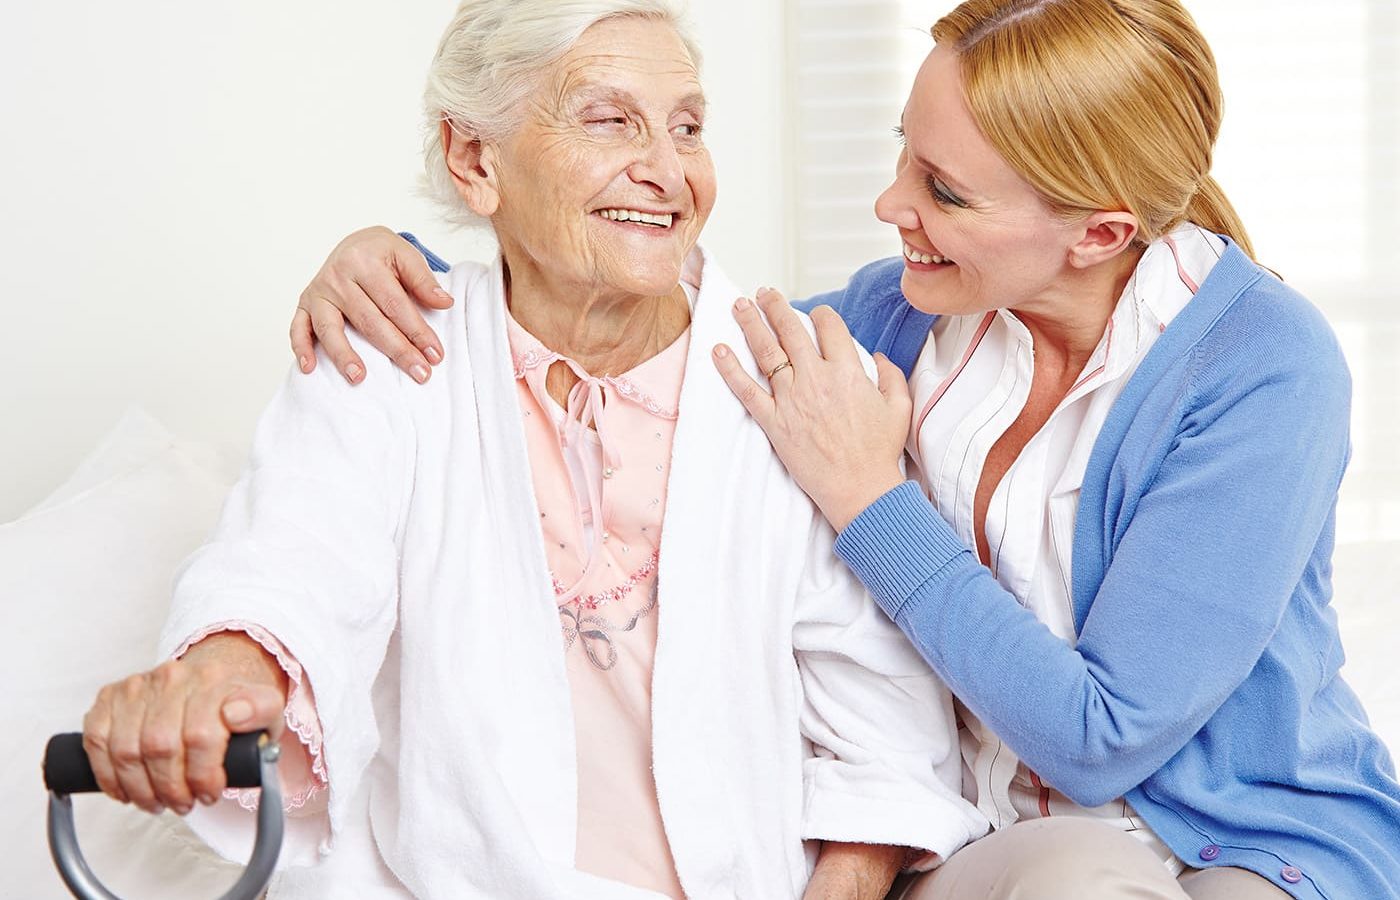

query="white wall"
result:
[0,0,789,520]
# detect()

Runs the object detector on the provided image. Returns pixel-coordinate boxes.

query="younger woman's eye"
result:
[894,125,968,207]
[926,174,967,208]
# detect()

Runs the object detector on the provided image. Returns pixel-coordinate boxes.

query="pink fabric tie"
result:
[522,354,626,605]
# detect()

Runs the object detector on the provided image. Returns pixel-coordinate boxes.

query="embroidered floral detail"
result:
[604,376,679,419]
[552,549,659,611]
[559,583,659,671]
[513,348,558,378]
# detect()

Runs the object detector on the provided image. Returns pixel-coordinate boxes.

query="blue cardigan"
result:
[798,243,1400,900]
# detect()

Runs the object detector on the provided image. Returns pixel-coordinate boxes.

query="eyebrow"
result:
[899,114,975,198]
[566,83,708,117]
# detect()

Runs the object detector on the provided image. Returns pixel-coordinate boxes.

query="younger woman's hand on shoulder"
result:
[712,287,910,532]
[291,226,455,386]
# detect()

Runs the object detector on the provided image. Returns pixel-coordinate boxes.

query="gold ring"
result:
[766,360,793,379]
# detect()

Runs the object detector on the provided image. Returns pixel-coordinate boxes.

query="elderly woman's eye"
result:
[674,122,703,138]
[582,108,630,130]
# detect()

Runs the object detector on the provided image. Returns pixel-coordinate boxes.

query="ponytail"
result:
[1184,175,1255,259]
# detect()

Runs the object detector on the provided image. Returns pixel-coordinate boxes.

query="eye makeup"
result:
[893,124,973,208]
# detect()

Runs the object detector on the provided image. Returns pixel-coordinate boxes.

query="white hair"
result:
[421,0,701,228]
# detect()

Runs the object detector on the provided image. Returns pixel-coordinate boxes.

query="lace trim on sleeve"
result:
[173,621,328,813]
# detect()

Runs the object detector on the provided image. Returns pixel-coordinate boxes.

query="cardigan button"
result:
[1198,845,1221,862]
[1281,867,1303,884]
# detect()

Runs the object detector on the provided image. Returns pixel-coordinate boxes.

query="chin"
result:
[899,270,947,315]
[614,263,683,296]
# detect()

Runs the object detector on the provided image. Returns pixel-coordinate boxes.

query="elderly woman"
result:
[296,1,1400,899]
[78,2,989,898]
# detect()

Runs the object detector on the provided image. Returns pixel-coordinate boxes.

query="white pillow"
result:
[1,417,245,898]
[22,407,239,519]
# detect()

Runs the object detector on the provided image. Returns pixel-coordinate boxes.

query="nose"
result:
[874,151,921,232]
[628,132,685,198]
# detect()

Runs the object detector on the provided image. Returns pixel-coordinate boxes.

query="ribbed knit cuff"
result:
[834,481,972,620]
[398,231,451,273]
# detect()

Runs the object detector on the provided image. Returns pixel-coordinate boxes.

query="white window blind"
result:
[788,0,935,297]
[787,0,1399,544]
[1188,0,1398,545]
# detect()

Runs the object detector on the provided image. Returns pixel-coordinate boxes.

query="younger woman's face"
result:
[874,46,1082,316]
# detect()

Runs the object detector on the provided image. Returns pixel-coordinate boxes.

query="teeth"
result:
[904,242,952,266]
[596,208,674,227]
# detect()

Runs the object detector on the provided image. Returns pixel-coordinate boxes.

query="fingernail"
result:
[734,297,751,312]
[424,346,442,365]
[345,363,363,382]
[223,698,253,726]
[435,288,453,302]
[151,805,166,816]
[200,793,218,806]
[174,802,192,816]
[298,356,311,372]
[714,345,730,359]
[411,364,429,384]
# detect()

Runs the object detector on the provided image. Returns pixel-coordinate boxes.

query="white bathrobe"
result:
[159,249,987,899]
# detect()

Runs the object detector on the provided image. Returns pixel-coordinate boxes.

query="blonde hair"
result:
[421,0,701,228]
[932,0,1255,258]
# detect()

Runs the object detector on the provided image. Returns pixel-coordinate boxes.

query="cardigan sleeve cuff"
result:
[833,481,972,620]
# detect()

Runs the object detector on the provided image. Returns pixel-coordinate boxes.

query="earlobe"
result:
[442,120,501,217]
[1069,212,1140,269]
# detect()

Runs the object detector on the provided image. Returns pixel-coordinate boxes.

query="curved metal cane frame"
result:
[47,737,283,900]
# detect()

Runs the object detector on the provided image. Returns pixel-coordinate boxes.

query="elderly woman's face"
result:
[490,17,715,297]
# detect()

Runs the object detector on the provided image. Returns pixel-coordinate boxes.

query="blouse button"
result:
[1198,845,1221,862]
[1281,867,1303,884]
[604,467,615,479]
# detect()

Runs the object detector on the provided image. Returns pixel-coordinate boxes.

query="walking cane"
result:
[42,732,283,900]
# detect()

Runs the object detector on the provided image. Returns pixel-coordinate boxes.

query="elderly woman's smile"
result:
[446,15,716,304]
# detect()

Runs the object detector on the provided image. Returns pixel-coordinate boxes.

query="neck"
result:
[501,254,690,378]
[1011,246,1144,374]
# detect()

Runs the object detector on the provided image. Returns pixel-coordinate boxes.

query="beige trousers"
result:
[890,818,1293,900]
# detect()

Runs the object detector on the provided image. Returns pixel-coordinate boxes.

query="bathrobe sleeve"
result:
[787,336,988,863]
[792,517,988,863]
[157,342,414,864]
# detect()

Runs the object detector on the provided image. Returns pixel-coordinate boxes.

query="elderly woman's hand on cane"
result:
[81,632,287,816]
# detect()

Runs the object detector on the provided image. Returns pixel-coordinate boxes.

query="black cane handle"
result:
[43,732,266,796]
